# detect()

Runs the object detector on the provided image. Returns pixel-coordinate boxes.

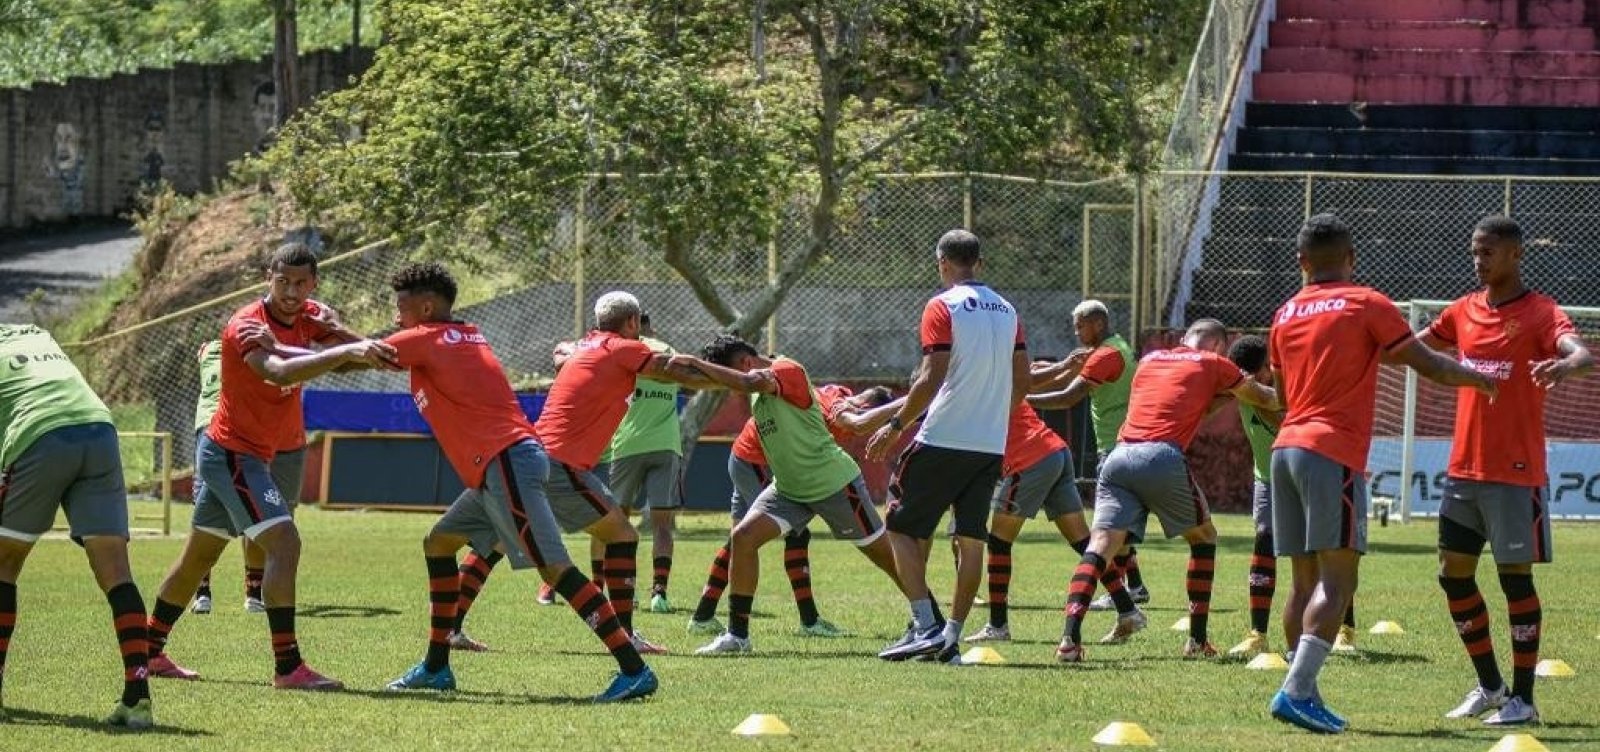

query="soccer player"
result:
[531,291,713,655]
[1224,335,1359,658]
[1028,300,1151,607]
[1267,214,1495,734]
[1421,216,1592,727]
[671,336,902,655]
[1057,320,1278,663]
[378,263,656,701]
[596,314,685,614]
[0,324,154,728]
[866,229,1028,662]
[144,242,396,690]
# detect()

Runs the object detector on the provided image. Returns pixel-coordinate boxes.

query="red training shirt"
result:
[1118,346,1244,450]
[1080,346,1126,385]
[1427,290,1575,487]
[207,298,339,460]
[535,330,655,470]
[1269,282,1414,472]
[1003,402,1068,476]
[385,322,537,488]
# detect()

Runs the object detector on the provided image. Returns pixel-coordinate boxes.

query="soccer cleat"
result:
[273,663,344,691]
[1087,585,1150,612]
[1270,690,1344,734]
[1484,696,1540,726]
[1098,609,1149,645]
[190,595,212,615]
[878,623,945,661]
[933,639,963,665]
[630,631,669,655]
[1333,625,1357,653]
[536,583,557,605]
[1229,630,1269,657]
[694,632,752,655]
[105,698,153,730]
[1445,684,1507,719]
[963,624,1012,643]
[1129,585,1150,604]
[148,654,200,680]
[385,661,457,692]
[595,666,658,703]
[878,625,917,660]
[687,616,725,635]
[244,597,266,613]
[1183,638,1220,659]
[800,619,850,638]
[649,593,672,614]
[448,630,490,652]
[1055,637,1084,663]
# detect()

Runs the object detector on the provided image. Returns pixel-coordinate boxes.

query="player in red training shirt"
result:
[532,291,711,655]
[145,243,395,690]
[1057,320,1279,663]
[378,263,656,701]
[1420,216,1593,727]
[1266,214,1495,735]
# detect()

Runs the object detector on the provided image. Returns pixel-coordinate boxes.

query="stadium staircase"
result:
[1180,0,1600,328]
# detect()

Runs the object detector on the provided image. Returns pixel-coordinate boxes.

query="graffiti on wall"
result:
[252,80,277,153]
[141,111,166,189]
[43,122,86,214]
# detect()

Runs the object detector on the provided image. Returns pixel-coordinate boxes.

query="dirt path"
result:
[0,223,140,323]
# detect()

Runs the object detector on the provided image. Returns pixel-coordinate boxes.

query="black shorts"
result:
[886,443,1002,540]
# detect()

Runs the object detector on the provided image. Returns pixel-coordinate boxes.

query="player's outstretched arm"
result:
[246,340,397,387]
[666,354,773,394]
[642,353,720,390]
[1010,347,1032,410]
[1230,375,1280,411]
[865,351,948,461]
[1030,348,1090,390]
[1026,375,1095,411]
[1531,334,1595,389]
[833,396,909,436]
[1391,339,1498,398]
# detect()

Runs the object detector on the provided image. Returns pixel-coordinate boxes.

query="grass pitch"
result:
[3,505,1597,751]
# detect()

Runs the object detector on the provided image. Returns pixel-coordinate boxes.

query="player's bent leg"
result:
[82,536,153,723]
[696,512,781,655]
[0,538,32,717]
[1179,520,1220,657]
[1438,548,1507,719]
[972,512,1025,642]
[584,509,658,651]
[648,508,677,613]
[1060,527,1128,662]
[241,537,267,612]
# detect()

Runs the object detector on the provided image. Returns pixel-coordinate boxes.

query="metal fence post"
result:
[160,432,172,536]
[1131,174,1145,341]
[1302,172,1314,219]
[1398,301,1422,524]
[766,238,779,351]
[572,183,588,340]
[962,173,973,229]
[1503,177,1513,217]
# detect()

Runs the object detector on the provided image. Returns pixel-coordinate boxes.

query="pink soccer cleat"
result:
[272,663,345,691]
[148,654,200,680]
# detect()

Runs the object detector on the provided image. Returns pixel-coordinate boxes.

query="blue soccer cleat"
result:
[385,662,456,692]
[1270,689,1345,734]
[595,666,658,703]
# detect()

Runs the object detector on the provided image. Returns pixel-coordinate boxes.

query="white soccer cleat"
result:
[963,624,1012,643]
[1098,609,1149,645]
[1445,684,1507,719]
[694,632,752,655]
[244,597,266,613]
[1484,696,1539,726]
[190,595,212,615]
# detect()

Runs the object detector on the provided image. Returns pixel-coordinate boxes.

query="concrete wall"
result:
[0,48,372,229]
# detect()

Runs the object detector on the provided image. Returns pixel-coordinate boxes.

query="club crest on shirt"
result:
[1503,318,1521,339]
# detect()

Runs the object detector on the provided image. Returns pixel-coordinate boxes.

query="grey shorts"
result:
[607,450,682,511]
[1250,480,1272,533]
[191,431,305,511]
[545,461,619,533]
[1439,478,1552,565]
[750,476,884,546]
[434,439,570,570]
[1270,447,1368,557]
[1092,441,1208,543]
[0,422,128,543]
[992,449,1083,520]
[192,433,294,540]
[728,455,771,522]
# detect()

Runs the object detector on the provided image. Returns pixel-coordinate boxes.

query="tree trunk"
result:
[272,0,301,129]
[350,0,361,70]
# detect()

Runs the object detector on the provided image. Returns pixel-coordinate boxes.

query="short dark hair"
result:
[702,333,759,368]
[390,261,458,306]
[1297,213,1351,254]
[858,386,894,408]
[1228,334,1268,373]
[639,312,652,328]
[1187,318,1227,342]
[268,242,318,276]
[1474,215,1523,245]
[936,229,981,267]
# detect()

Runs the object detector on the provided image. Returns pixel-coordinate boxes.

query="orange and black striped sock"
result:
[1501,573,1540,703]
[1098,559,1137,614]
[106,582,150,706]
[244,567,264,601]
[784,529,820,627]
[0,582,15,694]
[651,556,672,596]
[604,541,638,633]
[1439,575,1502,692]
[729,593,754,639]
[1123,547,1146,590]
[146,597,185,657]
[692,542,732,622]
[426,555,459,671]
[195,572,212,600]
[266,607,302,676]
[1186,543,1216,643]
[591,556,606,598]
[555,567,645,674]
[986,535,1013,628]
[454,551,500,631]
[1248,533,1276,634]
[1343,602,1356,629]
[1063,553,1107,644]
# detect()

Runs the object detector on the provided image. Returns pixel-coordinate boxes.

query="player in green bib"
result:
[1225,335,1357,658]
[671,334,901,655]
[0,325,154,728]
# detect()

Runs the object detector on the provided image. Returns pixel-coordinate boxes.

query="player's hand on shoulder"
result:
[236,321,277,352]
[552,340,577,370]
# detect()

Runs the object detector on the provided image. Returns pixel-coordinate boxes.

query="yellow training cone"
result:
[732,714,793,737]
[961,646,1006,665]
[1092,721,1157,747]
[1488,733,1550,752]
[1247,652,1289,670]
[1369,620,1405,635]
[1170,616,1190,632]
[1535,659,1576,678]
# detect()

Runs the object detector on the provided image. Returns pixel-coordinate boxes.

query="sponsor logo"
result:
[1454,619,1474,636]
[961,297,1013,314]
[755,417,779,438]
[1248,573,1274,587]
[1507,542,1525,551]
[1066,603,1087,618]
[1510,624,1539,642]
[441,328,488,345]
[1460,357,1513,381]
[443,329,462,344]
[837,528,857,536]
[5,351,70,370]
[1145,350,1205,363]
[1276,297,1348,324]
[413,388,430,411]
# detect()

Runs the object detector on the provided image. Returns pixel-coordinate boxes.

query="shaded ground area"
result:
[0,223,139,323]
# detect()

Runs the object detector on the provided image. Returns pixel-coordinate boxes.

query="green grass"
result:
[5,509,1598,751]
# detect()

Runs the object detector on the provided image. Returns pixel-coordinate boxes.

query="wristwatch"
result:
[888,416,904,431]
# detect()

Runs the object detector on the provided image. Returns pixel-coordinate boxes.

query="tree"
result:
[270,0,1202,439]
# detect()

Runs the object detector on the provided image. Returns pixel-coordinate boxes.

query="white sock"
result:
[910,599,936,631]
[1282,635,1332,701]
[942,619,963,645]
